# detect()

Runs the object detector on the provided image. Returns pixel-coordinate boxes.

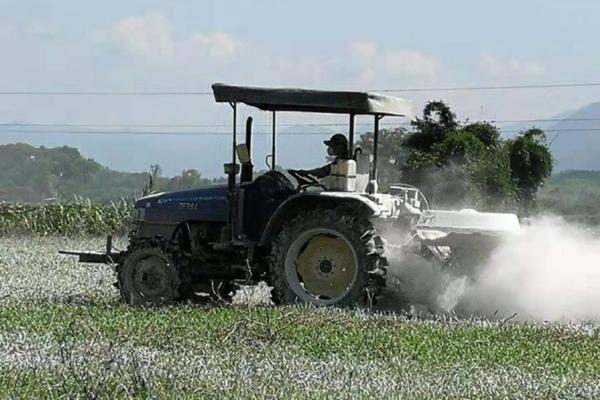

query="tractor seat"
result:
[354,152,371,193]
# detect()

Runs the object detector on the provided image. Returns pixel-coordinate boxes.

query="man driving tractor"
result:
[289,133,349,179]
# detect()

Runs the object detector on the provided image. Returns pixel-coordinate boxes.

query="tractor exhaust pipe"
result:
[241,116,253,183]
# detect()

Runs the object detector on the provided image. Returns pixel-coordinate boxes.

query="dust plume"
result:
[384,216,600,322]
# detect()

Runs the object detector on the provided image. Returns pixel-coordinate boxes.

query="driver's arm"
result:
[289,164,331,179]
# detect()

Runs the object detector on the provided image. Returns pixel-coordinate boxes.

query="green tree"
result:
[161,169,208,191]
[460,122,501,148]
[404,100,458,152]
[433,131,486,164]
[469,143,515,209]
[507,128,553,211]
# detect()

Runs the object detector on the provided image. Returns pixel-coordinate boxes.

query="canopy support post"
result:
[348,113,355,157]
[227,102,238,242]
[230,102,237,165]
[371,114,383,182]
[271,111,277,170]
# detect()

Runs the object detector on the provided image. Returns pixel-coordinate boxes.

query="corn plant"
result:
[0,198,133,235]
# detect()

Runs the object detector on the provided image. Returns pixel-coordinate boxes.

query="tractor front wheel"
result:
[269,208,386,307]
[118,240,181,306]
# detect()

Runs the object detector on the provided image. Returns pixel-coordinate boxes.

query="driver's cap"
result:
[324,133,348,147]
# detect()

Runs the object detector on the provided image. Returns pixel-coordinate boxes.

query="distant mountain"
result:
[0,127,235,178]
[0,124,337,178]
[0,143,222,202]
[544,102,600,171]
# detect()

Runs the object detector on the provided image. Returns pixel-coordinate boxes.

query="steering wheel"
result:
[287,169,326,191]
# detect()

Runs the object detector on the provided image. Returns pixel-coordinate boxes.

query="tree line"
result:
[0,143,224,202]
[358,101,553,213]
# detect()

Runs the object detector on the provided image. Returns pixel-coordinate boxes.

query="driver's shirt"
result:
[303,163,331,179]
[295,157,340,179]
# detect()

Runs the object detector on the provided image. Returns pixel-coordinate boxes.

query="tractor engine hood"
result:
[135,185,228,223]
[415,209,521,248]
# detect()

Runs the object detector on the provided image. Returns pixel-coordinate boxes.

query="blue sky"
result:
[1,1,600,175]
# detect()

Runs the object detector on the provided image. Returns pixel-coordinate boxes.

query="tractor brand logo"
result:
[178,202,199,210]
[156,196,226,205]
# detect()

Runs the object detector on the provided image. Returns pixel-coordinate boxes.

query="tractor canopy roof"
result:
[212,83,415,118]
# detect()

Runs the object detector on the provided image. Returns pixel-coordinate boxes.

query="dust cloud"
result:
[384,216,600,322]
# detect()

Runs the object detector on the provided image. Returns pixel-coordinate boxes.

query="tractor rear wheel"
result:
[269,207,386,307]
[118,239,181,306]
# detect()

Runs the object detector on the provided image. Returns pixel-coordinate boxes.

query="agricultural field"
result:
[1,236,599,399]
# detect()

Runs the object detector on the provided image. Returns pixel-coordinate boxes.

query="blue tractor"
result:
[62,84,520,307]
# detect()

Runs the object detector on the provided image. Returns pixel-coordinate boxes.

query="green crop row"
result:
[0,198,132,235]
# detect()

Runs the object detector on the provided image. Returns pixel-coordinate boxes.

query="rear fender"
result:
[258,192,380,245]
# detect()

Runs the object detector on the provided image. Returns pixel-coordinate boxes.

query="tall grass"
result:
[0,198,132,235]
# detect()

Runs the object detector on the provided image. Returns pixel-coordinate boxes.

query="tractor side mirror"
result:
[236,144,251,164]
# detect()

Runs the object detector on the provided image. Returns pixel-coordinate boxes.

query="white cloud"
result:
[385,50,439,80]
[346,43,439,86]
[349,41,377,85]
[190,32,241,59]
[113,13,174,61]
[351,41,377,61]
[112,13,241,64]
[480,53,544,77]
